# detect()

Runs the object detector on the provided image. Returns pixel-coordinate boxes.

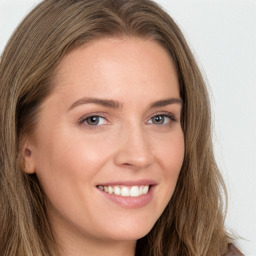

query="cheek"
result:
[159,130,184,172]
[156,131,184,196]
[32,131,109,219]
[32,129,115,210]
[34,137,100,184]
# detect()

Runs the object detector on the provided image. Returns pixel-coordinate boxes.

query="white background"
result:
[0,0,255,255]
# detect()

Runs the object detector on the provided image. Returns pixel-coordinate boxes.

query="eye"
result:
[81,115,108,126]
[147,114,175,125]
[151,115,166,124]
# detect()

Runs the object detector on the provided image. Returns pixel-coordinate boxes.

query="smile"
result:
[97,185,150,197]
[96,180,156,208]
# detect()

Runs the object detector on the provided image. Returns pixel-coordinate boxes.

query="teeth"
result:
[114,186,121,195]
[108,186,113,194]
[130,186,140,197]
[142,185,149,194]
[121,187,130,197]
[98,185,150,197]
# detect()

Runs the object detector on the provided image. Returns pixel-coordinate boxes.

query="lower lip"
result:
[97,186,155,209]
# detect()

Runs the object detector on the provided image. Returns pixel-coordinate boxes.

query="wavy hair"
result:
[0,0,232,255]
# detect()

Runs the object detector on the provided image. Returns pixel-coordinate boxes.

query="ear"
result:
[20,136,36,174]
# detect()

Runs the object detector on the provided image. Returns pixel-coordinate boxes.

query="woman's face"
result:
[25,37,184,245]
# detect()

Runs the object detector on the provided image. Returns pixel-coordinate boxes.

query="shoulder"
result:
[225,243,244,256]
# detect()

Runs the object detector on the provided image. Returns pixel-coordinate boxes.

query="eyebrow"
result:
[150,98,183,108]
[68,97,183,111]
[69,97,122,111]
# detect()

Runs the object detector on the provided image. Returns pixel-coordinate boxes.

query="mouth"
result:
[96,180,156,208]
[96,184,152,197]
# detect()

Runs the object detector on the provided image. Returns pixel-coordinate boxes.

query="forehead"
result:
[55,37,176,78]
[47,37,180,108]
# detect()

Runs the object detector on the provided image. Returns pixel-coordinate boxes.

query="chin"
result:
[101,218,156,241]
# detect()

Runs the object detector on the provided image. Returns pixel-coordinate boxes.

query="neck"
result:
[58,235,136,256]
[52,221,136,256]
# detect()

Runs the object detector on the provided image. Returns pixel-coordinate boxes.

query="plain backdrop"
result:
[0,0,255,255]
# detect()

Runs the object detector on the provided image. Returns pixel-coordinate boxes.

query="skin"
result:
[24,37,184,256]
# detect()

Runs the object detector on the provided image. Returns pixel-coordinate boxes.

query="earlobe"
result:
[20,138,36,174]
[22,147,36,174]
[25,148,32,157]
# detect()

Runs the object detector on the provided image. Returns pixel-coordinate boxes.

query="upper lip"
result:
[96,179,157,186]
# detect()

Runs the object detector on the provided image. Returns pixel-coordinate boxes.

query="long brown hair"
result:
[0,0,232,255]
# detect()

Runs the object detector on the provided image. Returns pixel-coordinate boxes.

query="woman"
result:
[0,0,243,255]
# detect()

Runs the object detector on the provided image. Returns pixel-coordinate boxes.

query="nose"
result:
[113,123,154,169]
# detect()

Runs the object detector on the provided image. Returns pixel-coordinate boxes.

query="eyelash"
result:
[78,112,176,129]
[78,114,109,129]
[147,112,176,126]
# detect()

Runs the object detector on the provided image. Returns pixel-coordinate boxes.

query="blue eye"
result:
[83,116,107,126]
[148,114,175,125]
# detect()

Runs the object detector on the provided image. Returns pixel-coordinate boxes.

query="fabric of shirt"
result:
[226,243,244,256]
